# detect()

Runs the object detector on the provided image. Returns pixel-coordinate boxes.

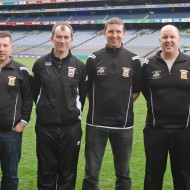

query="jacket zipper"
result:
[57,61,62,123]
[112,49,116,73]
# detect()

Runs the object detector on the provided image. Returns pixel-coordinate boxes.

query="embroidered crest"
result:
[122,67,130,77]
[180,70,188,79]
[68,67,76,77]
[97,67,106,75]
[8,76,16,86]
[152,71,162,79]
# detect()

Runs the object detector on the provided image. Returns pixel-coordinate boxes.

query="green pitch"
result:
[13,57,173,190]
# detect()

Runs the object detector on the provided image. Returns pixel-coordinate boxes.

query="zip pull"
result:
[58,61,62,77]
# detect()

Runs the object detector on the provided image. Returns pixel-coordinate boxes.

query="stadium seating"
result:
[11,27,190,58]
[148,11,190,19]
[1,1,188,58]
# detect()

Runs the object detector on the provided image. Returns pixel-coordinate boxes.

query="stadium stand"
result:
[148,12,190,19]
[0,0,190,58]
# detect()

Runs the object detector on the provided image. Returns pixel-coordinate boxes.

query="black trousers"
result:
[144,127,190,190]
[35,121,82,190]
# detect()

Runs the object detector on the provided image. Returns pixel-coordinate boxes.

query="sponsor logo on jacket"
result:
[45,62,52,66]
[152,71,162,79]
[97,67,106,75]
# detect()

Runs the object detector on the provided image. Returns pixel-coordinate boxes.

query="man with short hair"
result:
[142,24,190,190]
[0,32,33,190]
[30,22,87,190]
[82,17,142,190]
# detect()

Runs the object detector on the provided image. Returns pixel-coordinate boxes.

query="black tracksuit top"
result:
[86,45,142,128]
[142,50,190,128]
[30,50,87,126]
[0,59,33,132]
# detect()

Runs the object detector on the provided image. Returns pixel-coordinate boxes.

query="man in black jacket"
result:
[82,17,142,190]
[30,22,87,190]
[0,32,33,190]
[142,25,190,190]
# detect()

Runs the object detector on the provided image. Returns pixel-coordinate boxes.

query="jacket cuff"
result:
[21,119,28,126]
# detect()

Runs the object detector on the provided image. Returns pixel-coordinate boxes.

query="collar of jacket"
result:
[51,48,72,61]
[1,56,13,69]
[155,50,188,64]
[105,43,124,53]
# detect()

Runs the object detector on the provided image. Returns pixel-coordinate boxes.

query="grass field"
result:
[13,57,173,190]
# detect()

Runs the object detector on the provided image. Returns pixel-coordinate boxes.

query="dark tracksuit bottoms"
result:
[36,121,82,190]
[144,127,190,190]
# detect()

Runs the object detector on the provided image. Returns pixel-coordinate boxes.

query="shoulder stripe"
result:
[132,55,140,60]
[88,54,96,59]
[20,66,30,74]
[143,59,149,64]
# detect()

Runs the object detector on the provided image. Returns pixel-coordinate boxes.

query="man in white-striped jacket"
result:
[82,17,142,190]
[0,32,33,190]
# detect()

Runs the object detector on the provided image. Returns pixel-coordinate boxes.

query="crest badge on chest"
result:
[180,70,188,79]
[68,67,76,77]
[8,76,16,86]
[122,67,130,77]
